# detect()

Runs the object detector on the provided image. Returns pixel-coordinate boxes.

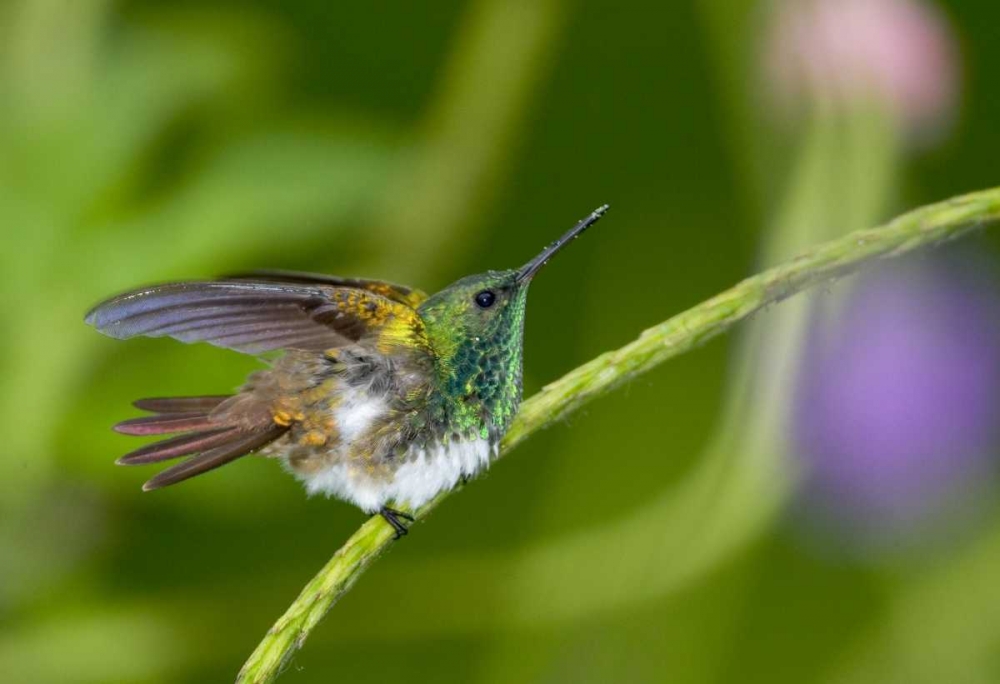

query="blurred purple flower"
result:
[764,0,961,141]
[794,254,1000,549]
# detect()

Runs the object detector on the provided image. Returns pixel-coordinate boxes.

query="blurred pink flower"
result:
[793,253,1000,551]
[764,0,961,140]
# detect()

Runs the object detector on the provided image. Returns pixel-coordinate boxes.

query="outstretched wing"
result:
[85,278,428,356]
[225,269,428,308]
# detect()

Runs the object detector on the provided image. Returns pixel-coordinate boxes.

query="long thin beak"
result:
[517,204,609,282]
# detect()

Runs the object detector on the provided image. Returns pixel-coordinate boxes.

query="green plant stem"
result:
[236,187,1000,683]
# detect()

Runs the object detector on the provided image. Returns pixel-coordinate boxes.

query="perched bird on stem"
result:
[86,205,609,536]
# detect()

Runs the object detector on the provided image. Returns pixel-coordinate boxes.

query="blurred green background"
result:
[4,0,1000,682]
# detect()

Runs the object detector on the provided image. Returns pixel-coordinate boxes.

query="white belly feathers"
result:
[294,438,491,512]
[285,386,492,512]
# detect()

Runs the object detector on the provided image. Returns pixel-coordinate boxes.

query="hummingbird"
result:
[86,205,609,536]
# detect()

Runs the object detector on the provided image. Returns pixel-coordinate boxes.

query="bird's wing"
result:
[85,278,429,357]
[224,269,428,307]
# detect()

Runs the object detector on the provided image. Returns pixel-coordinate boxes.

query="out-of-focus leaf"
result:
[0,606,182,684]
[86,125,396,283]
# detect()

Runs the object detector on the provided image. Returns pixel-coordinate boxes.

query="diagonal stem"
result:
[236,186,1000,683]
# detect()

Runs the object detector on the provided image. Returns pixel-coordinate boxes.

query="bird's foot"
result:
[379,507,415,539]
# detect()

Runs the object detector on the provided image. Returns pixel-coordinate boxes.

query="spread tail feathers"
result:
[114,395,287,490]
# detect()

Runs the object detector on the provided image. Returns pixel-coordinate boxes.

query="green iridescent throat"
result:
[418,270,529,443]
[411,204,608,445]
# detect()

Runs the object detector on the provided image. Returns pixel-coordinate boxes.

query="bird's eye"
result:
[474,290,496,309]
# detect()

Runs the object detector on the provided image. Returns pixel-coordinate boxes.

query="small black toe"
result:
[379,507,414,538]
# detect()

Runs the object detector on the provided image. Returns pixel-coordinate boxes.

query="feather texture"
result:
[85,280,425,356]
[117,428,238,465]
[132,396,230,413]
[225,269,428,307]
[85,282,346,354]
[142,425,287,490]
[111,393,287,488]
[114,412,222,436]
